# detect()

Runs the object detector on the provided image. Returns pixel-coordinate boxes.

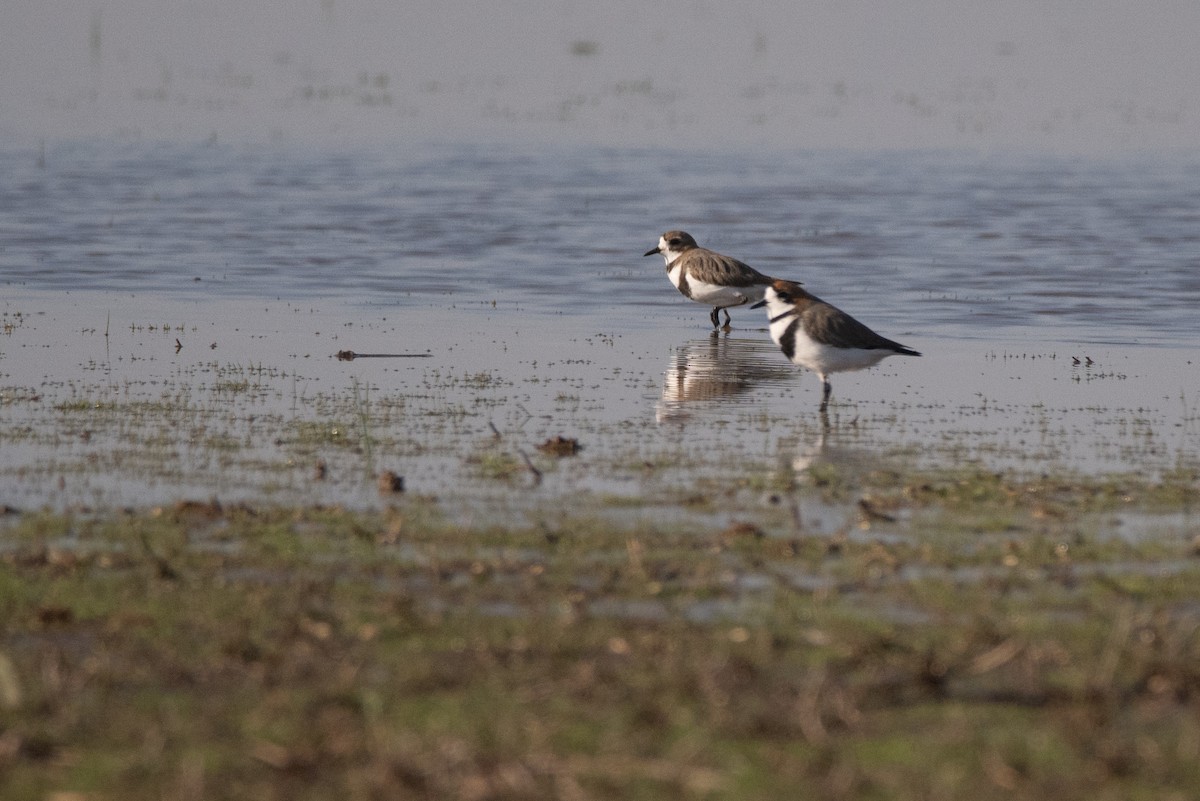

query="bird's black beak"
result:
[643,246,660,257]
[750,299,766,309]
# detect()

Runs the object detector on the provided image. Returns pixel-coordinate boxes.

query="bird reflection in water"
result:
[788,416,882,475]
[656,331,794,423]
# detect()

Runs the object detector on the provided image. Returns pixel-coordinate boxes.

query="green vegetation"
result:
[1,465,1198,800]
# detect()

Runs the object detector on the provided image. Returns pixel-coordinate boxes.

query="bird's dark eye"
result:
[778,293,790,302]
[668,238,681,246]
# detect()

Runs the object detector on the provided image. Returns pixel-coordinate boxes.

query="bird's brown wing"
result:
[802,301,910,352]
[688,249,774,287]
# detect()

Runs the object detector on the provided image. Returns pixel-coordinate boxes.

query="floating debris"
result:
[517,450,543,484]
[858,498,897,523]
[164,497,224,522]
[336,350,433,361]
[537,436,580,457]
[376,470,405,495]
[720,521,765,542]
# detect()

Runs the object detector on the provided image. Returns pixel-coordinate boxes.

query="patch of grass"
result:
[0,468,1198,799]
[289,420,357,447]
[466,448,526,481]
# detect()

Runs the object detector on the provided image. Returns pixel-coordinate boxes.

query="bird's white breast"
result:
[684,275,758,307]
[788,334,892,376]
[667,263,687,292]
[766,307,797,348]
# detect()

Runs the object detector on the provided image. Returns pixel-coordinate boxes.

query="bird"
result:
[752,279,921,413]
[644,230,776,329]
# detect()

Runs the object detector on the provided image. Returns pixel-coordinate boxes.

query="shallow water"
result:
[1,142,1198,514]
[4,142,1200,342]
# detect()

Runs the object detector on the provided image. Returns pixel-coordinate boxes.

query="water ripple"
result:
[2,142,1197,345]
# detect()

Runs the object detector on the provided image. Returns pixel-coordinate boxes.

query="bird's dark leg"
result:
[720,308,732,329]
[818,378,832,413]
[709,307,721,329]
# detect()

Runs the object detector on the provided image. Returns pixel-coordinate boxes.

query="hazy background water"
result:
[4,0,1199,343]
[4,1,1200,152]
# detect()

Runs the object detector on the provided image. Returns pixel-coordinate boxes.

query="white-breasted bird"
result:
[644,230,775,329]
[753,278,921,412]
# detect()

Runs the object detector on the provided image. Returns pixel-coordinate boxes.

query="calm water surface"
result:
[4,141,1199,343]
[1,141,1198,512]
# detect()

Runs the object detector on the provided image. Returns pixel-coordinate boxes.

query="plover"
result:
[644,231,775,329]
[752,279,920,412]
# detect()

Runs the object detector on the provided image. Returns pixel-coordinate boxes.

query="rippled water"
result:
[3,142,1199,343]
[1,141,1198,512]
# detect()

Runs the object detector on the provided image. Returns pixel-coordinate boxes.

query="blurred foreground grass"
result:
[1,467,1199,800]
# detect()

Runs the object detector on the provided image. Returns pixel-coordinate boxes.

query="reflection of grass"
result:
[291,420,352,446]
[467,448,524,481]
[352,377,374,475]
[2,468,1200,799]
[214,378,251,394]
